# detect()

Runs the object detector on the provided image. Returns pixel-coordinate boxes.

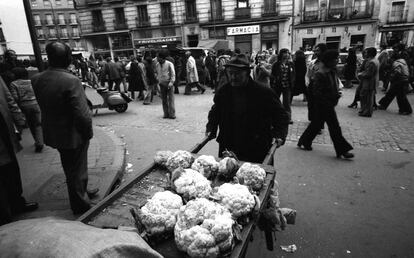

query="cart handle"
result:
[189,136,211,154]
[262,142,279,166]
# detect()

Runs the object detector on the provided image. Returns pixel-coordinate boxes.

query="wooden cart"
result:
[78,137,278,258]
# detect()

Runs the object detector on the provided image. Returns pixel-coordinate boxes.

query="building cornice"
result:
[82,29,129,37]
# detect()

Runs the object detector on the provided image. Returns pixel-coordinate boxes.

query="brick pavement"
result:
[89,86,414,153]
[15,125,126,220]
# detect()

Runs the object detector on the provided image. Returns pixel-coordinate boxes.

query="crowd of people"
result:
[1,40,414,226]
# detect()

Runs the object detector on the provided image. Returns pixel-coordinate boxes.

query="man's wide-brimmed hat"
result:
[224,54,252,69]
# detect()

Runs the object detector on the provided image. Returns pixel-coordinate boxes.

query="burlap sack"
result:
[0,218,163,258]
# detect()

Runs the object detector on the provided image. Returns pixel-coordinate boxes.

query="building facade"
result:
[76,0,293,58]
[292,0,380,52]
[30,0,86,56]
[378,0,414,48]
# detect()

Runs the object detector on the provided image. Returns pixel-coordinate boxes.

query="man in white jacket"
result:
[184,51,206,95]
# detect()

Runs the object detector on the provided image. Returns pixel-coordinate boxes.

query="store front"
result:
[227,25,260,56]
[261,24,278,51]
[134,36,182,52]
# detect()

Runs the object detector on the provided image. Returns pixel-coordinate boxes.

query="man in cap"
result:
[205,54,289,163]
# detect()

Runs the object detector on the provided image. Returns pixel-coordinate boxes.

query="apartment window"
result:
[303,0,319,21]
[353,0,367,13]
[58,14,65,24]
[161,3,172,20]
[114,8,126,23]
[391,1,405,16]
[137,5,149,22]
[210,0,223,20]
[34,15,41,25]
[61,27,68,37]
[72,27,79,36]
[56,0,61,5]
[49,28,57,38]
[70,14,77,24]
[36,28,44,38]
[31,0,37,7]
[92,10,104,24]
[329,0,345,19]
[237,0,248,8]
[304,0,318,12]
[350,34,365,51]
[46,14,53,25]
[185,0,197,18]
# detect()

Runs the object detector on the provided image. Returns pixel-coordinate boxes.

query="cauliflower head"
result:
[173,169,212,200]
[175,198,234,258]
[217,157,239,179]
[191,155,219,179]
[166,150,195,172]
[139,191,183,235]
[215,183,255,218]
[236,163,266,190]
[154,150,173,167]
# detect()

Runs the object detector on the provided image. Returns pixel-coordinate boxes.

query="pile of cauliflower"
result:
[174,198,234,258]
[191,155,219,179]
[154,150,173,167]
[172,168,212,200]
[165,150,195,172]
[236,163,266,191]
[214,183,256,218]
[137,191,183,235]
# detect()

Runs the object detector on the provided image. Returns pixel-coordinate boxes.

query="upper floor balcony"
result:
[159,14,174,25]
[113,18,128,30]
[261,4,279,17]
[208,9,224,22]
[135,17,151,28]
[185,11,199,23]
[387,9,408,24]
[301,5,374,23]
[234,7,251,19]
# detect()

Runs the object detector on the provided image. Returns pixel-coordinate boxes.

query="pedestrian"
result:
[305,43,328,134]
[252,53,272,87]
[0,49,19,87]
[292,49,307,101]
[378,43,412,115]
[205,54,289,163]
[357,47,379,117]
[196,53,206,86]
[348,49,368,109]
[0,76,38,226]
[128,56,142,99]
[115,57,127,93]
[155,50,176,119]
[97,55,107,88]
[9,67,44,152]
[87,56,99,89]
[271,48,295,124]
[173,54,183,94]
[137,55,149,100]
[343,48,357,88]
[377,45,391,92]
[184,51,205,95]
[104,57,122,92]
[297,50,354,159]
[143,53,158,104]
[79,57,88,82]
[32,42,97,215]
[205,50,217,90]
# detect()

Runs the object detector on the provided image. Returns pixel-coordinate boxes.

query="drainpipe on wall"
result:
[290,0,295,52]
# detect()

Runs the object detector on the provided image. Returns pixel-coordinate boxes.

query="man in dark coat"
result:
[205,54,289,163]
[32,42,96,214]
[0,76,38,226]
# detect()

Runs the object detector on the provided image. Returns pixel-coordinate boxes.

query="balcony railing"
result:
[72,33,80,38]
[49,34,57,39]
[261,4,279,17]
[60,33,69,38]
[303,10,320,22]
[159,14,174,25]
[234,7,251,19]
[86,0,102,5]
[301,5,374,23]
[135,16,151,27]
[113,19,128,30]
[185,11,199,23]
[34,21,42,26]
[92,20,105,32]
[387,9,408,24]
[208,9,224,22]
[58,20,66,25]
[327,7,346,20]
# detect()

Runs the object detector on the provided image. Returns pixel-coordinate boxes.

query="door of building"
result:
[235,35,252,56]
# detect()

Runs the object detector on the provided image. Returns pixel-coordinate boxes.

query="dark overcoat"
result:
[206,78,289,163]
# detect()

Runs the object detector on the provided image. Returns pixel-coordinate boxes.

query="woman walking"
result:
[293,50,307,101]
[357,47,379,117]
[298,50,354,159]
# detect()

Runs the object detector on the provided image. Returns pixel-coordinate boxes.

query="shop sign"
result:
[227,25,260,36]
[135,36,181,45]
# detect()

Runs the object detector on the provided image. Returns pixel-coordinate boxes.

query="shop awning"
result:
[197,39,229,51]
